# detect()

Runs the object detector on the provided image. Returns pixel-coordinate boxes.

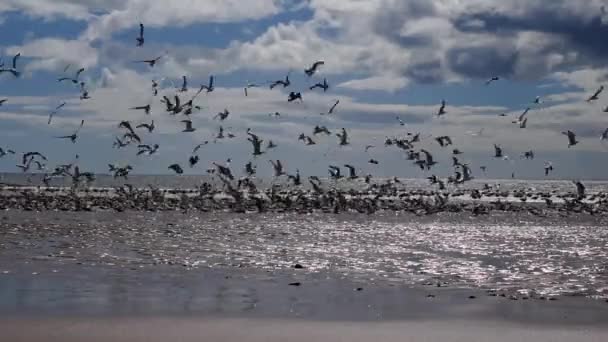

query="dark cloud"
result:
[447,45,518,79]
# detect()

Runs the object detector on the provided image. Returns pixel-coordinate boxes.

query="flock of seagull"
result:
[0,22,605,212]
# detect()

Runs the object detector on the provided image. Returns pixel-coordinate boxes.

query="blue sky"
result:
[1,0,608,180]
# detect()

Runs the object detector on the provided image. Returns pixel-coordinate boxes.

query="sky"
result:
[1,0,608,180]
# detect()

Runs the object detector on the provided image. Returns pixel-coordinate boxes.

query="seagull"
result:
[519,117,528,129]
[179,76,188,92]
[321,99,340,115]
[533,96,542,105]
[181,120,196,132]
[137,144,159,156]
[267,140,277,149]
[562,130,578,148]
[305,136,316,145]
[118,120,136,134]
[247,129,265,156]
[309,78,329,92]
[130,104,151,115]
[134,55,163,67]
[270,73,291,89]
[435,136,453,147]
[288,92,303,102]
[0,147,15,159]
[587,85,604,102]
[192,141,208,154]
[494,144,503,158]
[544,162,553,176]
[522,151,535,160]
[305,61,324,77]
[168,164,184,175]
[79,82,90,100]
[453,149,463,155]
[396,116,406,126]
[485,76,500,85]
[57,69,84,84]
[573,180,586,199]
[48,102,66,125]
[270,160,286,177]
[123,132,141,144]
[365,145,375,152]
[0,53,20,77]
[214,162,234,180]
[288,169,301,186]
[152,80,159,96]
[244,82,260,97]
[136,120,155,133]
[420,149,437,169]
[189,155,199,168]
[56,120,84,144]
[113,137,129,149]
[601,128,608,141]
[245,162,256,176]
[136,23,145,46]
[214,109,230,121]
[328,165,343,180]
[0,99,7,106]
[197,75,215,94]
[336,128,349,146]
[368,159,379,165]
[313,125,331,135]
[344,164,358,179]
[437,100,447,116]
[513,108,530,124]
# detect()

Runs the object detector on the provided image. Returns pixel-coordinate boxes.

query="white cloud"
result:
[338,75,409,92]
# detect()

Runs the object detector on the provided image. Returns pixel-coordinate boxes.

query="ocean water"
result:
[1,210,607,300]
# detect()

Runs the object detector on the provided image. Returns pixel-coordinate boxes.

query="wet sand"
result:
[2,317,608,342]
[1,260,608,341]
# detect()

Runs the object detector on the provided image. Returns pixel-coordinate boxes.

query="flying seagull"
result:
[130,104,151,115]
[179,75,188,92]
[56,120,84,144]
[322,100,340,115]
[168,164,184,175]
[288,92,303,102]
[197,75,215,94]
[437,100,447,116]
[0,53,21,77]
[305,61,324,77]
[270,72,291,89]
[587,85,604,102]
[136,120,155,133]
[134,55,162,67]
[48,102,66,125]
[181,120,196,132]
[189,155,199,168]
[494,144,503,158]
[601,128,608,141]
[562,130,578,148]
[336,128,349,146]
[136,23,145,47]
[309,78,329,92]
[485,76,500,85]
[192,141,208,154]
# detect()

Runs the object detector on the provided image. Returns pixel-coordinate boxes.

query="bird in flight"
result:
[305,61,324,77]
[494,144,503,158]
[197,75,215,94]
[0,53,21,77]
[130,104,151,115]
[601,127,608,141]
[437,100,447,116]
[48,102,66,125]
[310,78,329,92]
[56,120,84,144]
[136,23,145,47]
[136,120,155,133]
[137,144,159,156]
[134,55,163,67]
[214,109,230,121]
[485,76,500,85]
[181,120,196,132]
[321,100,340,115]
[179,76,188,92]
[168,164,184,175]
[58,67,85,84]
[336,128,349,146]
[288,92,303,102]
[270,72,291,89]
[587,85,604,102]
[562,130,578,148]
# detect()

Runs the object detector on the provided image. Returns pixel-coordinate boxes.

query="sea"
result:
[1,175,608,301]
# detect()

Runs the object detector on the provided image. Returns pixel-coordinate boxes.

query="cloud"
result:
[5,38,98,73]
[338,75,409,92]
